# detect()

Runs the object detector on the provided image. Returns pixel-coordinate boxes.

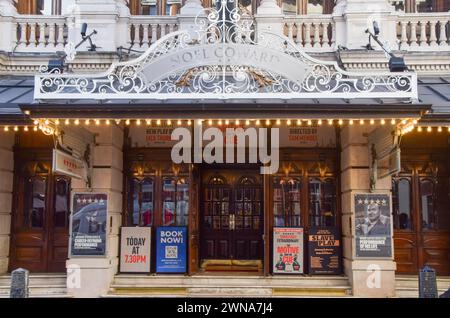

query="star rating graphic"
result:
[357,196,388,206]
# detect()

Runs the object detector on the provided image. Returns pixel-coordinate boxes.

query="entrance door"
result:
[200,169,263,270]
[10,159,71,273]
[392,160,450,275]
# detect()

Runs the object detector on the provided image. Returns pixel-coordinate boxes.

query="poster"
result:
[308,227,341,274]
[273,227,304,274]
[156,227,187,273]
[70,193,107,256]
[279,125,336,148]
[128,124,183,147]
[120,227,152,273]
[354,193,392,258]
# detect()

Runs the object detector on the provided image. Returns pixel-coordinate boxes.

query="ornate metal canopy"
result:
[34,0,418,101]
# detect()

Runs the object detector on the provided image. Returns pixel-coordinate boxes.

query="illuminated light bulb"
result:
[33,120,39,125]
[24,126,29,132]
[381,119,386,125]
[106,119,111,125]
[438,127,442,132]
[370,119,375,125]
[255,120,260,126]
[402,119,407,125]
[208,119,213,126]
[338,119,343,125]
[349,119,354,125]
[276,119,281,125]
[14,126,18,132]
[413,119,418,125]
[33,126,38,131]
[417,127,422,132]
[95,119,100,125]
[85,119,90,125]
[145,119,151,125]
[235,119,240,125]
[328,119,333,125]
[134,119,140,126]
[297,119,301,126]
[124,119,129,125]
[75,119,80,125]
[391,119,396,125]
[167,119,172,125]
[225,119,229,125]
[448,127,450,132]
[266,119,270,125]
[218,120,223,126]
[287,119,291,126]
[45,119,49,125]
[246,120,251,126]
[55,119,60,125]
[307,120,312,126]
[4,126,8,132]
[427,126,432,132]
[177,120,182,126]
[157,119,161,125]
[318,119,322,125]
[359,119,364,125]
[65,119,70,125]
[187,120,192,126]
[197,119,203,125]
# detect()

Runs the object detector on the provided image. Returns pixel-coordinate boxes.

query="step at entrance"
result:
[0,274,69,298]
[106,274,352,298]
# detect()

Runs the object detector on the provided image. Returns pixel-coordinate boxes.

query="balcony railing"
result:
[14,15,68,52]
[397,13,450,50]
[127,16,179,49]
[2,12,450,55]
[283,15,336,52]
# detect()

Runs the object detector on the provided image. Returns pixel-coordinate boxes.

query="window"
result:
[392,178,412,230]
[282,0,298,15]
[162,177,189,226]
[308,177,336,227]
[420,178,436,230]
[23,177,46,228]
[54,177,70,228]
[273,177,301,227]
[307,0,324,14]
[130,178,154,226]
[204,176,230,230]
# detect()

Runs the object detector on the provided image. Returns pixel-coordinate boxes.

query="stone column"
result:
[340,125,396,298]
[333,0,398,51]
[0,132,14,274]
[255,0,283,38]
[0,0,18,52]
[67,0,128,52]
[66,124,124,298]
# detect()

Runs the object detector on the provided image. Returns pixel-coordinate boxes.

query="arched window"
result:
[162,177,189,226]
[129,178,154,226]
[308,177,336,227]
[204,176,230,230]
[392,178,412,230]
[273,177,302,227]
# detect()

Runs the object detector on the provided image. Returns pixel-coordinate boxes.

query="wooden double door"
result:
[200,168,264,267]
[10,151,71,273]
[392,134,450,275]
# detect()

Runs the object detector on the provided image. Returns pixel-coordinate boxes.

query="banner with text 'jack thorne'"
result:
[156,227,187,273]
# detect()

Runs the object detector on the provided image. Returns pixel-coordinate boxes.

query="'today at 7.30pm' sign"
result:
[156,227,187,273]
[120,227,151,273]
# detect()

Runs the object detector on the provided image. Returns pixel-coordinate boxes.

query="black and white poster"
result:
[354,193,392,258]
[70,193,108,256]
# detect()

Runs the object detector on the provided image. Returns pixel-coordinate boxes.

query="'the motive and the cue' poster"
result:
[354,193,392,258]
[273,228,304,274]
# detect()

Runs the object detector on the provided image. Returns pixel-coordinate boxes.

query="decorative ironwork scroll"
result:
[35,0,418,101]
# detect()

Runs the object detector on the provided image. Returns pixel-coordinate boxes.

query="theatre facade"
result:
[0,0,449,298]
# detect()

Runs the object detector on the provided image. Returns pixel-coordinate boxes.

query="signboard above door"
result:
[52,149,84,179]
